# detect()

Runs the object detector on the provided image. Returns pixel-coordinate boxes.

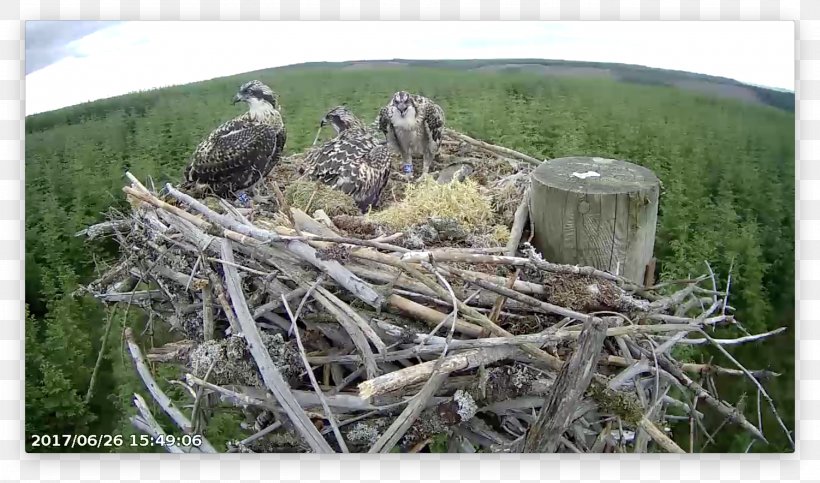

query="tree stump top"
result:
[532,157,660,195]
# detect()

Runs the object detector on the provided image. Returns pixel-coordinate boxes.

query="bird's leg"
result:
[401,152,414,180]
[421,150,434,178]
[236,190,252,210]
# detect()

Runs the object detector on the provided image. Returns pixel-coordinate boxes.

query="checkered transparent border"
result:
[3,0,815,481]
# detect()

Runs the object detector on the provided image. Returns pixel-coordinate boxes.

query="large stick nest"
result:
[76,129,789,454]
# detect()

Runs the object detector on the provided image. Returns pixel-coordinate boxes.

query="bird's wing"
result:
[185,118,278,184]
[420,100,446,145]
[377,105,391,136]
[303,131,390,202]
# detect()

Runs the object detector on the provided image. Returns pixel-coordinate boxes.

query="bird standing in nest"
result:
[377,90,445,179]
[299,106,393,213]
[181,80,287,205]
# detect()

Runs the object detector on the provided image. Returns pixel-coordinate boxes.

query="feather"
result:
[378,91,446,176]
[182,80,285,197]
[303,107,393,212]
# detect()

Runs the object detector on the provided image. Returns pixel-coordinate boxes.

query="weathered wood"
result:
[218,239,335,453]
[522,317,607,452]
[358,345,518,399]
[124,327,218,453]
[530,157,660,285]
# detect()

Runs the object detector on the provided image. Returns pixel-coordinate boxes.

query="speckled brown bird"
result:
[377,91,445,178]
[182,80,286,199]
[300,106,393,213]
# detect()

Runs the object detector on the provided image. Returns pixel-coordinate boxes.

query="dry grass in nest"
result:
[331,214,384,238]
[368,176,495,231]
[270,156,303,185]
[284,179,360,217]
[545,273,620,312]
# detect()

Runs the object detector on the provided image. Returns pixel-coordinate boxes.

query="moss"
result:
[587,380,644,425]
[284,179,360,217]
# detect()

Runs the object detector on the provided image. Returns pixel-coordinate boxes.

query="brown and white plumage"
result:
[377,91,445,178]
[300,106,393,213]
[182,80,286,197]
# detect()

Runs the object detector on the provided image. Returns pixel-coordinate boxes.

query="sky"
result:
[24,20,795,116]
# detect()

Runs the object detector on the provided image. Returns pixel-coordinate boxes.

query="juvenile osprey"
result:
[300,106,393,213]
[377,91,445,178]
[181,80,286,199]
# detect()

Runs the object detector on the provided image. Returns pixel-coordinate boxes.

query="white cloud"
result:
[25,20,794,115]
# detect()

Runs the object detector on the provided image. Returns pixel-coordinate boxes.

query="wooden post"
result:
[529,157,660,285]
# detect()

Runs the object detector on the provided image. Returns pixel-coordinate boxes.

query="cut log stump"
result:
[529,156,660,285]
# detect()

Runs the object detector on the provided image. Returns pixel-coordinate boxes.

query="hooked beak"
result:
[231,93,244,105]
[396,103,407,116]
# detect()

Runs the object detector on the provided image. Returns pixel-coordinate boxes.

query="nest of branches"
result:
[75,130,791,454]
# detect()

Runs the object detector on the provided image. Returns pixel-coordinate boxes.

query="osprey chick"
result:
[182,80,286,198]
[301,106,393,213]
[377,91,445,178]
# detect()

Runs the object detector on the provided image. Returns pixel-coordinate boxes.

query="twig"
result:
[218,238,334,453]
[522,317,608,452]
[696,328,794,448]
[131,393,186,454]
[505,187,531,257]
[84,305,117,404]
[282,285,349,453]
[124,327,218,453]
[444,128,542,166]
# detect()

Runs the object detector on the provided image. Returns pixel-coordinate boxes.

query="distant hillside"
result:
[277,58,796,113]
[26,58,794,131]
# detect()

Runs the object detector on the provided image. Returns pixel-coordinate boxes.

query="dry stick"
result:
[287,232,411,254]
[270,180,301,235]
[306,285,380,379]
[400,251,530,265]
[368,264,459,453]
[131,393,186,454]
[84,305,117,404]
[161,184,384,309]
[203,265,242,336]
[202,284,214,341]
[696,328,794,448]
[368,371,449,453]
[190,360,217,435]
[313,284,387,353]
[282,289,349,453]
[387,294,489,338]
[489,269,519,324]
[605,354,778,379]
[523,316,610,452]
[359,345,519,399]
[444,128,542,166]
[218,238,334,453]
[433,267,683,453]
[252,287,308,319]
[185,374,277,412]
[653,327,787,347]
[506,187,531,257]
[627,340,768,444]
[123,327,218,453]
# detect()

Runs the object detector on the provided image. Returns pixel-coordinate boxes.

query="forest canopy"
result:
[25,64,794,452]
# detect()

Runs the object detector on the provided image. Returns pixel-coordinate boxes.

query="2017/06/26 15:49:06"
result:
[29,433,204,449]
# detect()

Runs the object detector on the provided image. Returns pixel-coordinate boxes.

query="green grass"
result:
[24,65,795,452]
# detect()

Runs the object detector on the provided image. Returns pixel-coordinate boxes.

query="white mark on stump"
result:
[571,171,601,179]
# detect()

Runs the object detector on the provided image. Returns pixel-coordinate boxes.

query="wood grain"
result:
[530,157,660,284]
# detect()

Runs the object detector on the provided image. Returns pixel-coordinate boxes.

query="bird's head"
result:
[390,91,416,118]
[320,106,364,134]
[232,80,279,109]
